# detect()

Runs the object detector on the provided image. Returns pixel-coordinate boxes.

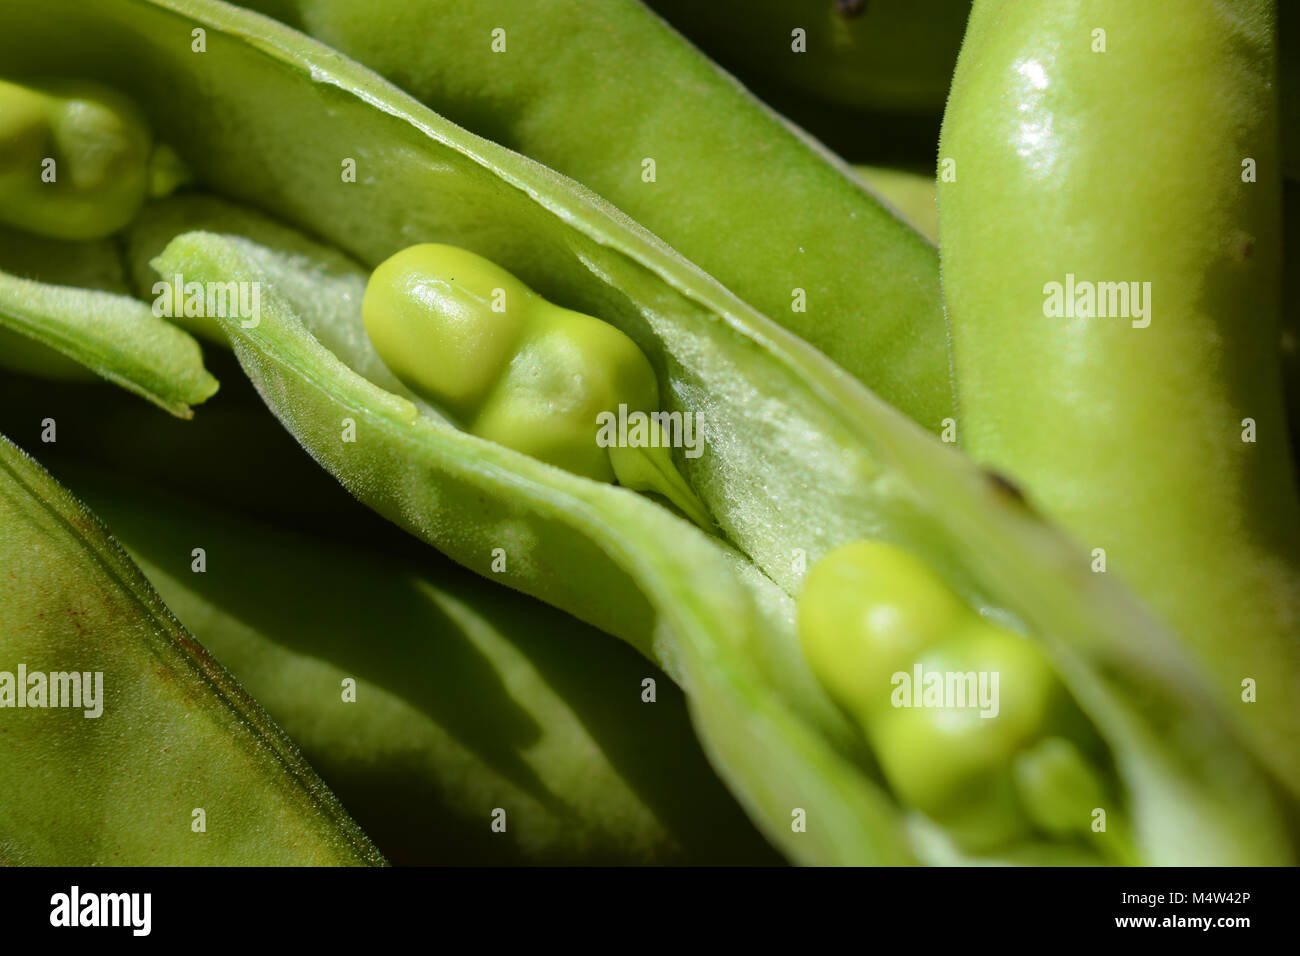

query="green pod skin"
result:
[798,541,1133,861]
[939,0,1300,792]
[0,362,776,863]
[0,82,208,411]
[363,244,711,528]
[0,326,100,382]
[0,223,133,383]
[238,0,953,431]
[0,434,384,865]
[59,463,778,866]
[0,77,168,240]
[853,165,938,243]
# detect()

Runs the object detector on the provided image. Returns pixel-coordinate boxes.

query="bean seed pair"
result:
[799,541,1132,861]
[0,77,187,240]
[363,244,711,528]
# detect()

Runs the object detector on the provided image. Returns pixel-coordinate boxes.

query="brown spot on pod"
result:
[985,468,1028,506]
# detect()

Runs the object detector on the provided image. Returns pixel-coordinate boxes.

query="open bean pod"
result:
[232,0,954,430]
[55,460,777,865]
[2,0,1293,864]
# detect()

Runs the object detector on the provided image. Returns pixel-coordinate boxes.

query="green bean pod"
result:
[852,166,938,243]
[4,0,1294,864]
[0,362,770,863]
[939,0,1300,792]
[0,434,383,865]
[236,0,953,430]
[0,125,214,415]
[55,462,776,865]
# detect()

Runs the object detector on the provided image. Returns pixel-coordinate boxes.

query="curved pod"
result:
[939,0,1300,787]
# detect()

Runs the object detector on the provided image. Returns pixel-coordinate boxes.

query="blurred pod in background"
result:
[1280,1,1300,457]
[1283,180,1300,457]
[649,0,970,112]
[647,0,972,165]
[0,353,365,534]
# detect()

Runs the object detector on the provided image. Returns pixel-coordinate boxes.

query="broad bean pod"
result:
[235,0,954,430]
[0,214,217,415]
[938,0,1300,793]
[1,0,1292,864]
[57,461,776,865]
[0,77,214,412]
[0,434,384,865]
[0,366,772,863]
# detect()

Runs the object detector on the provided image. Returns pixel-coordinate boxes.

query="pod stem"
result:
[608,441,713,531]
[148,143,193,198]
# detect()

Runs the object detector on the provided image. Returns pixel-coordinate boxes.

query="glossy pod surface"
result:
[939,0,1300,791]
